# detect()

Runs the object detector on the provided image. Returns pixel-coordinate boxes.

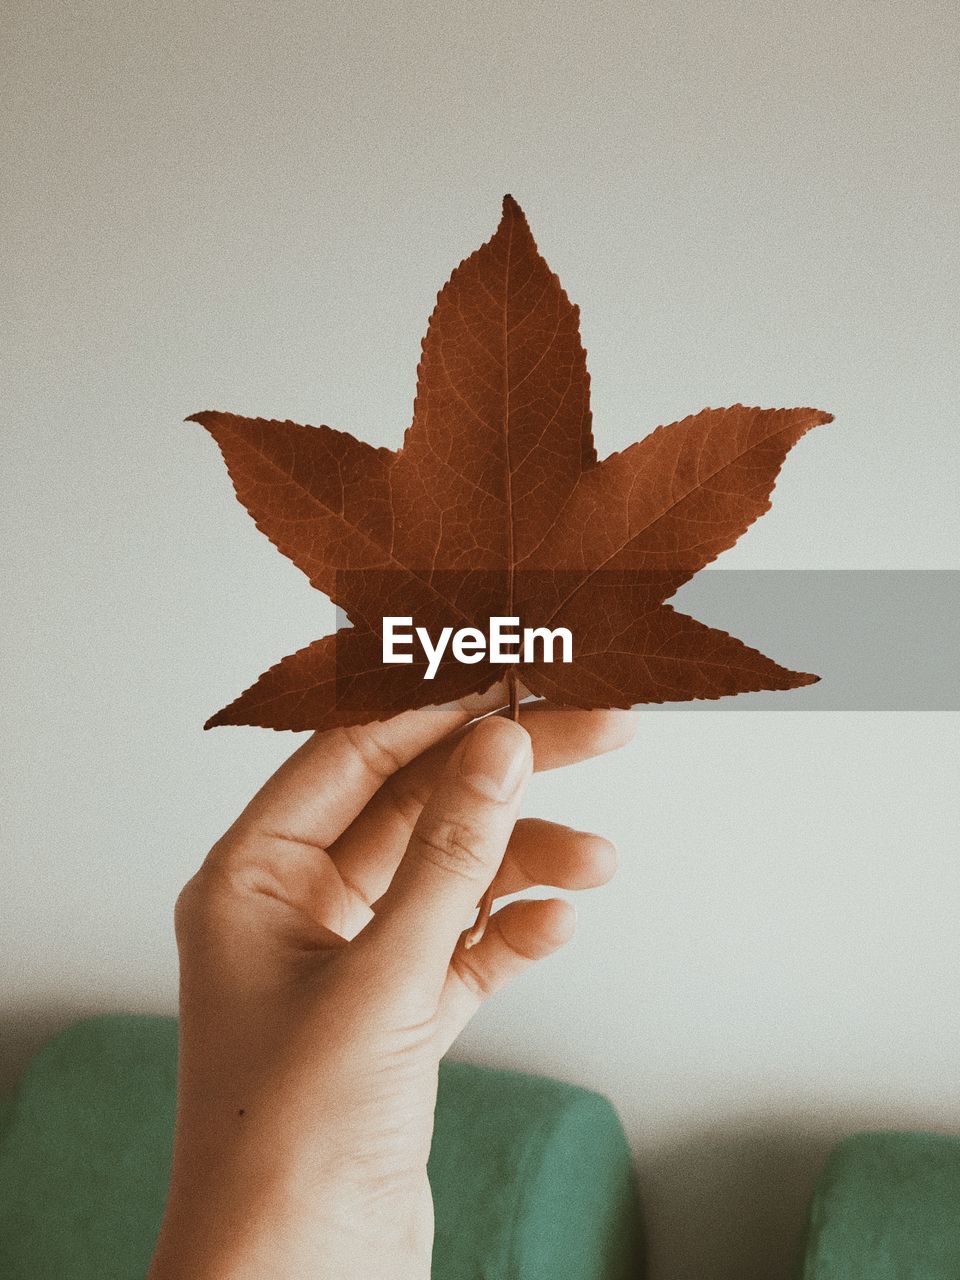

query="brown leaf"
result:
[205,627,497,732]
[522,598,818,709]
[187,413,441,629]
[516,403,832,625]
[391,195,594,595]
[194,197,831,730]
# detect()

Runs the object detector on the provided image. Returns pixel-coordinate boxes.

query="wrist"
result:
[149,1168,434,1280]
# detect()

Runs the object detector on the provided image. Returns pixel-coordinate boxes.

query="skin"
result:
[147,684,636,1280]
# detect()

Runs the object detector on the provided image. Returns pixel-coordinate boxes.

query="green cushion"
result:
[800,1130,960,1279]
[0,1015,643,1279]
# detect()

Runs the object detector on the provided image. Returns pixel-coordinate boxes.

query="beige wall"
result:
[3,2,959,1277]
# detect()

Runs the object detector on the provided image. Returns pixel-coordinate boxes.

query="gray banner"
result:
[335,571,960,711]
[655,570,960,711]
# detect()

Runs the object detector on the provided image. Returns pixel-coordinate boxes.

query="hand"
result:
[148,687,635,1280]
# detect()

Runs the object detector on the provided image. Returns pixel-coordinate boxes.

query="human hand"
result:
[148,687,635,1280]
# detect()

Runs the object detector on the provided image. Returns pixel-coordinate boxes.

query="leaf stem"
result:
[508,665,520,722]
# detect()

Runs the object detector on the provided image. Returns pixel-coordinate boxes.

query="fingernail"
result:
[459,718,530,801]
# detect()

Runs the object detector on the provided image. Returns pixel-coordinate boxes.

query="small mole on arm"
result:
[237,1108,245,1116]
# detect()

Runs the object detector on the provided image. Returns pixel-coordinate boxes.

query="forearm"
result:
[148,1172,433,1280]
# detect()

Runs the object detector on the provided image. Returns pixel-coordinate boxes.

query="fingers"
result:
[210,682,510,860]
[329,705,634,903]
[215,817,611,951]
[436,898,577,1049]
[360,717,532,988]
[514,703,636,768]
[200,693,631,953]
[488,818,616,899]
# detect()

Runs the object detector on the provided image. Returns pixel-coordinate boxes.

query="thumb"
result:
[362,715,532,988]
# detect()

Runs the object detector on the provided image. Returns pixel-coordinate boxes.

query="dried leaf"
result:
[193,197,830,731]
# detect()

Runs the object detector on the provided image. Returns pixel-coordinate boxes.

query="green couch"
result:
[799,1129,960,1278]
[0,1015,644,1279]
[4,1015,953,1278]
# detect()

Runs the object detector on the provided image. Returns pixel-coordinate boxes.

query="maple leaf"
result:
[192,195,831,732]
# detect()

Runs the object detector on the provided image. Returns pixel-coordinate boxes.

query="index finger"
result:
[220,681,510,853]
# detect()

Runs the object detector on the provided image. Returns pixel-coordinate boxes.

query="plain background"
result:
[3,2,959,1276]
